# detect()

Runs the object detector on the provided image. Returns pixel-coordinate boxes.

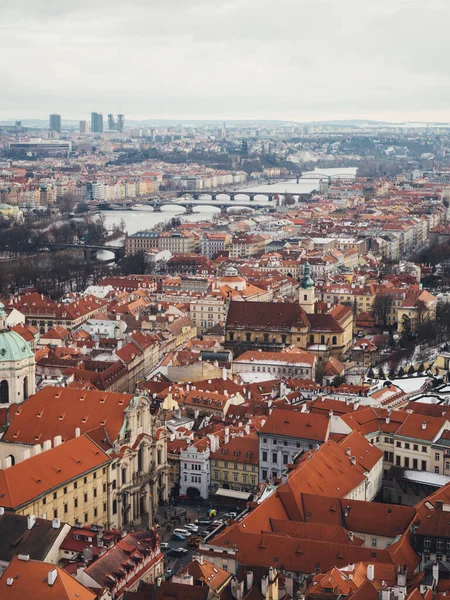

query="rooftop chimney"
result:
[48,569,58,586]
[422,421,427,430]
[348,531,354,541]
[346,447,351,456]
[367,564,375,581]
[246,571,254,592]
[27,514,36,530]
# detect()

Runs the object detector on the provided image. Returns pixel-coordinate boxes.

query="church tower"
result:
[299,260,315,314]
[0,302,36,405]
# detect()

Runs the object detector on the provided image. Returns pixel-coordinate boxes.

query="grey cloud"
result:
[1,0,450,121]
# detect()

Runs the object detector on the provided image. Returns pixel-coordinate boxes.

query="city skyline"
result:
[1,0,450,122]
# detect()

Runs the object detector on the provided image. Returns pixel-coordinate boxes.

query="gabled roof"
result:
[3,387,133,444]
[0,555,96,600]
[226,301,309,331]
[183,558,232,591]
[0,435,110,509]
[84,530,159,590]
[259,409,330,442]
[0,513,66,562]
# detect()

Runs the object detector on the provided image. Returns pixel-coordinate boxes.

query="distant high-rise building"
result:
[49,113,61,133]
[79,120,88,134]
[91,112,103,134]
[107,114,124,133]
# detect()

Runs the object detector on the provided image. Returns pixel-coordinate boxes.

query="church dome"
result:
[0,302,34,361]
[0,330,34,361]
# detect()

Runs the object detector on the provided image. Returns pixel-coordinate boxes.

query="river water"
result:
[98,167,357,259]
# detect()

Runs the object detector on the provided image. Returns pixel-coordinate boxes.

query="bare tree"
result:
[372,295,393,328]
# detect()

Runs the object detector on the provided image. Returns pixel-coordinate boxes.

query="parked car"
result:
[175,547,188,554]
[167,548,185,558]
[196,519,210,526]
[185,524,199,532]
[165,568,174,580]
[160,542,170,550]
[174,528,191,537]
[171,533,186,541]
[212,519,223,526]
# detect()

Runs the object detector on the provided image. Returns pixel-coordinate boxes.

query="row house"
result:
[258,409,330,481]
[179,438,211,499]
[210,431,259,495]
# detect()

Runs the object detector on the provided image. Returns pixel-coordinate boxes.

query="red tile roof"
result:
[259,409,330,442]
[0,435,110,509]
[3,387,133,444]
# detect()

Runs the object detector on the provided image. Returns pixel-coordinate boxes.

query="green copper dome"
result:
[301,260,315,289]
[0,302,34,361]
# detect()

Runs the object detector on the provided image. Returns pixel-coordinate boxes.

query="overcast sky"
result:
[1,0,449,122]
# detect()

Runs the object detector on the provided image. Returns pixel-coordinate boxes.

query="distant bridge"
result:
[47,242,125,261]
[99,199,280,214]
[300,172,356,180]
[175,190,312,202]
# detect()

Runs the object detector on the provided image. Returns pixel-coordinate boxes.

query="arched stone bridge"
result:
[47,242,125,261]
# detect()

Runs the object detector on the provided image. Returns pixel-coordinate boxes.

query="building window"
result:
[84,493,88,502]
[74,498,78,508]
[422,461,427,470]
[262,452,267,462]
[424,538,431,548]
[437,540,444,550]
[53,509,58,519]
[272,453,277,463]
[112,500,117,515]
[64,504,68,513]
[262,470,267,480]
[435,453,440,461]
[435,467,440,474]
[84,513,88,523]
[371,538,377,548]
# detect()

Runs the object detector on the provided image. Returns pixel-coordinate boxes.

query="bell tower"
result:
[299,260,315,314]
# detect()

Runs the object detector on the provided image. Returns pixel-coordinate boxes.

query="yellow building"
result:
[210,433,259,494]
[397,289,437,332]
[0,435,110,526]
[0,203,23,221]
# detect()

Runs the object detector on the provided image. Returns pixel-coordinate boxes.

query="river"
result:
[97,167,357,259]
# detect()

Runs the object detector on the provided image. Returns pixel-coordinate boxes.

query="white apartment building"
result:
[179,438,212,499]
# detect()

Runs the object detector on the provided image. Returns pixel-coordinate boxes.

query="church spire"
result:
[302,260,315,289]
